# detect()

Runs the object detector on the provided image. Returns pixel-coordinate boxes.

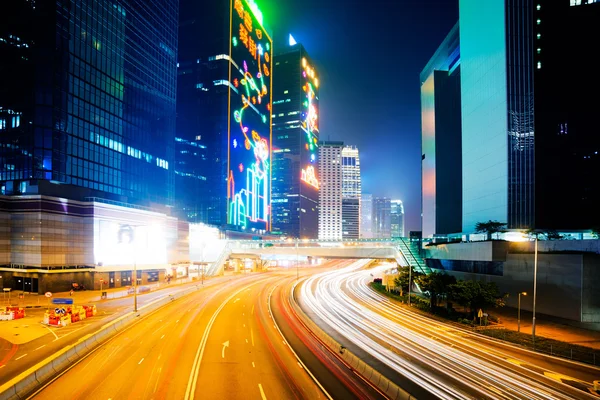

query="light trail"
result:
[299,261,598,400]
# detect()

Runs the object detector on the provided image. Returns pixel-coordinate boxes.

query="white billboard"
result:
[94,220,167,267]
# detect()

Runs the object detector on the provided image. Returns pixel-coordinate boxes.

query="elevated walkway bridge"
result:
[205,238,429,276]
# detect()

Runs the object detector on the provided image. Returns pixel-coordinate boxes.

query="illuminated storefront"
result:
[227,0,273,232]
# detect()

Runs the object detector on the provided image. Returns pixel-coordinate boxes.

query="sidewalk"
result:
[492,306,600,350]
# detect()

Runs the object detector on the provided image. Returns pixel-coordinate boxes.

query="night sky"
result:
[263,0,458,232]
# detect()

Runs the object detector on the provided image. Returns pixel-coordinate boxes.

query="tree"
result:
[449,280,506,317]
[544,230,563,240]
[474,220,507,241]
[417,272,456,308]
[394,266,422,296]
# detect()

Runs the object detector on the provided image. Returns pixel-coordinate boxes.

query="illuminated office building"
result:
[318,141,343,240]
[459,1,600,231]
[373,197,391,239]
[420,22,462,239]
[391,199,405,238]
[271,38,320,239]
[0,0,177,207]
[341,146,361,240]
[177,0,273,232]
[360,193,373,239]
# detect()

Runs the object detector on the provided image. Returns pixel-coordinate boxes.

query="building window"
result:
[537,33,541,39]
[537,61,541,69]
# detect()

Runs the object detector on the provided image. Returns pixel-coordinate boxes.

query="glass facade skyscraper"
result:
[176,0,273,232]
[341,146,361,240]
[390,199,405,238]
[372,197,391,239]
[0,0,178,206]
[459,0,599,231]
[272,42,320,239]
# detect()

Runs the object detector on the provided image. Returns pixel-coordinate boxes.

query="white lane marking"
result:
[34,345,46,351]
[15,354,27,361]
[138,358,144,365]
[185,280,265,400]
[176,319,180,323]
[252,362,255,368]
[297,361,303,369]
[221,341,229,359]
[158,354,162,360]
[160,334,165,339]
[258,383,267,400]
[43,325,59,340]
[251,329,254,346]
[245,339,248,344]
[243,324,245,328]
[233,298,240,303]
[53,325,85,342]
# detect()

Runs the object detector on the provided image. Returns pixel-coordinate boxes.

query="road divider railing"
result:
[0,283,204,400]
[289,280,415,400]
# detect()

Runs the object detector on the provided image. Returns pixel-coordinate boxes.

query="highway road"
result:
[0,275,239,385]
[29,262,382,400]
[300,260,600,400]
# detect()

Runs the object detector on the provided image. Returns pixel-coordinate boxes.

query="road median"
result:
[288,280,415,400]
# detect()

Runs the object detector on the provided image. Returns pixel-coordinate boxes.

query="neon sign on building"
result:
[300,56,320,190]
[228,0,272,231]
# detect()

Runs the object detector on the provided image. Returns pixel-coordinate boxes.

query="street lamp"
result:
[532,236,538,345]
[518,291,527,333]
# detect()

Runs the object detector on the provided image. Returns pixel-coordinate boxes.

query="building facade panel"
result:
[459,0,509,232]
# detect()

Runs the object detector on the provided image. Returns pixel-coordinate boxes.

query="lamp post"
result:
[133,256,138,312]
[518,291,527,333]
[296,239,299,281]
[532,236,538,345]
[408,265,412,306]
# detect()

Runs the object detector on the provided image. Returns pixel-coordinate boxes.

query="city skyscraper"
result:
[372,197,391,239]
[390,199,405,238]
[271,39,320,239]
[0,0,178,206]
[459,0,600,232]
[420,22,462,239]
[176,0,273,232]
[318,141,343,240]
[341,146,361,240]
[360,193,373,239]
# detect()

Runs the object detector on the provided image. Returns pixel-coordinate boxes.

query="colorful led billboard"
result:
[300,57,320,190]
[228,0,273,231]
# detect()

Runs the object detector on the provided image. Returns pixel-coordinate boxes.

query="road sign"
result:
[100,278,104,283]
[52,298,74,305]
[45,292,52,298]
[477,309,483,318]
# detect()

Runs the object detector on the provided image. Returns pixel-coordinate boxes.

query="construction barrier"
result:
[43,305,96,327]
[0,307,25,321]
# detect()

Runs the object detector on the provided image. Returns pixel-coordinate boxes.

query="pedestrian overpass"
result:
[204,238,429,276]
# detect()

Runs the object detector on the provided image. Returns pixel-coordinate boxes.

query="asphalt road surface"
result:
[0,274,239,385]
[29,263,382,400]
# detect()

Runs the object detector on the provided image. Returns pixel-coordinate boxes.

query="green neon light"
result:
[245,0,264,26]
[232,37,238,47]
